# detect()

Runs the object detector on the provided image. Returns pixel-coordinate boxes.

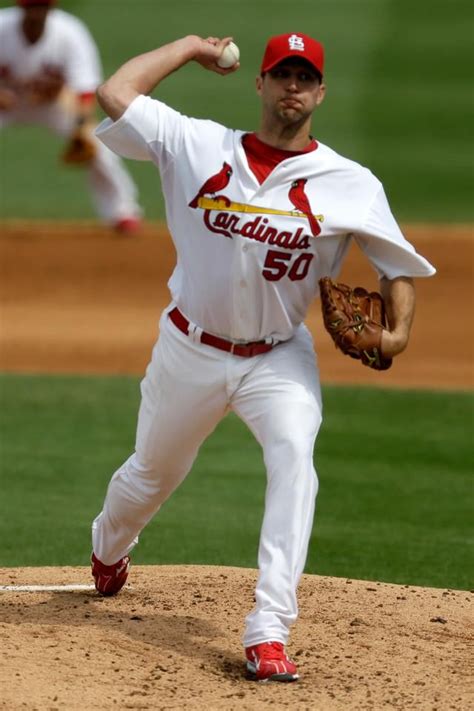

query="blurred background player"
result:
[0,0,142,233]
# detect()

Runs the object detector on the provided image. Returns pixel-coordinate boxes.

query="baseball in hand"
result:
[217,41,240,68]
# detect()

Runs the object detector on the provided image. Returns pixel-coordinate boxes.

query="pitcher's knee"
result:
[110,455,165,505]
[264,433,316,478]
[124,453,189,506]
[265,427,316,461]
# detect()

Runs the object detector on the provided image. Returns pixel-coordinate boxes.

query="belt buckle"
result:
[229,340,269,357]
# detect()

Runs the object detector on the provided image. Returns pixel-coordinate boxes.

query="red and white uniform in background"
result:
[92,94,435,647]
[0,6,141,225]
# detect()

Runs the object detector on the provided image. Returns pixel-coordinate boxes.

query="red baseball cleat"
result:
[245,641,299,682]
[114,217,142,235]
[91,552,130,596]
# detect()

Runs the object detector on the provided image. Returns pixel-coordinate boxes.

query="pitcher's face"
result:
[256,59,326,126]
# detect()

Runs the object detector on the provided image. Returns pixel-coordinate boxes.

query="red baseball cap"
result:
[16,0,56,6]
[261,33,324,77]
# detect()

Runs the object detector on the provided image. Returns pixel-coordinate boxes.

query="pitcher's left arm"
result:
[380,276,415,358]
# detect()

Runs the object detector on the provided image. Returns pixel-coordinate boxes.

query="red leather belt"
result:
[168,307,275,358]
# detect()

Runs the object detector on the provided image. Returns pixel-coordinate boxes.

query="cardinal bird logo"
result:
[288,178,321,236]
[189,162,233,209]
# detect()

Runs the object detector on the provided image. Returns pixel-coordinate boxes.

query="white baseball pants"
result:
[0,100,141,223]
[92,305,322,647]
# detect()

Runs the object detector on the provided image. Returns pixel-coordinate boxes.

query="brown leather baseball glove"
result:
[319,276,392,370]
[61,123,97,166]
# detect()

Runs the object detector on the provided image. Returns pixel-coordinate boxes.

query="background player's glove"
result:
[61,119,97,166]
[319,276,393,370]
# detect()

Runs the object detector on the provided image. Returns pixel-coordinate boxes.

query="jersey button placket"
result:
[230,239,244,338]
[232,237,252,336]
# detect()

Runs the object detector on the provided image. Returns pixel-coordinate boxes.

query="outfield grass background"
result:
[0,0,473,221]
[0,374,472,590]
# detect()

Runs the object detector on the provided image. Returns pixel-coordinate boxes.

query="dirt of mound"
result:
[0,565,472,711]
[0,221,472,389]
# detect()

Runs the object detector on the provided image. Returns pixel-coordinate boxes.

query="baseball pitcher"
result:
[90,33,435,681]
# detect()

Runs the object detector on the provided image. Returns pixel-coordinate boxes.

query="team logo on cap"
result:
[288,34,305,51]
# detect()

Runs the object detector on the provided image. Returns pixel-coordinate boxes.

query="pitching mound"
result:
[0,565,471,710]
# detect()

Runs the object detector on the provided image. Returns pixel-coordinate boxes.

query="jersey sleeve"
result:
[61,17,102,93]
[355,185,436,279]
[95,94,189,166]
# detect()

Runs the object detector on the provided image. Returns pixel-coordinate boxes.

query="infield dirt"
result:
[0,223,472,710]
[0,222,472,388]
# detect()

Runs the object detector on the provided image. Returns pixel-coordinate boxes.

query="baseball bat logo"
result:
[189,164,324,242]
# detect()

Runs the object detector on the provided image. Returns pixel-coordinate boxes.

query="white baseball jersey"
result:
[97,94,435,342]
[0,7,101,93]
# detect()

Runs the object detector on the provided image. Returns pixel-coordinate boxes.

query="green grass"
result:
[0,373,472,590]
[0,0,472,220]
